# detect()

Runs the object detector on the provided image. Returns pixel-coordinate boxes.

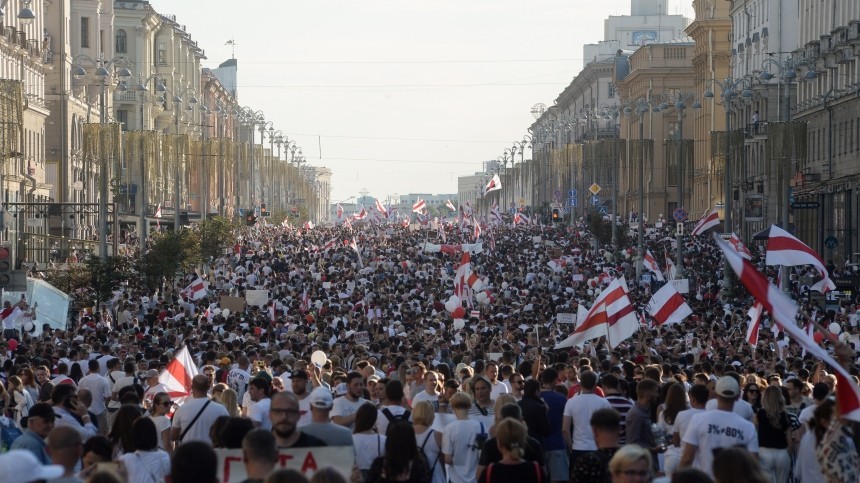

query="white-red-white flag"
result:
[513,212,530,225]
[556,277,634,349]
[765,225,835,292]
[375,199,389,218]
[483,174,502,195]
[155,203,163,228]
[438,223,447,243]
[454,252,472,299]
[646,282,692,325]
[690,208,720,236]
[181,277,207,301]
[716,234,860,422]
[304,221,314,230]
[446,200,457,212]
[412,199,426,213]
[643,250,665,281]
[336,204,344,220]
[299,288,310,313]
[352,207,367,220]
[729,232,753,259]
[664,247,676,280]
[746,302,764,346]
[473,222,481,242]
[158,345,198,402]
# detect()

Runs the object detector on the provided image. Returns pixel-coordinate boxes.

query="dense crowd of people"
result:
[0,217,859,483]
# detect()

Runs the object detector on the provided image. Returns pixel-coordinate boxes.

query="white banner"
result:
[556,313,577,324]
[245,290,269,307]
[216,447,353,483]
[670,279,689,294]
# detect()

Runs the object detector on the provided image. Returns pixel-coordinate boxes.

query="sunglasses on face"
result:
[159,401,173,407]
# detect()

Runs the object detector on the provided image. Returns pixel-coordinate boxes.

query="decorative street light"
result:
[73,53,132,261]
[240,107,265,209]
[623,98,655,278]
[0,0,35,24]
[132,73,165,251]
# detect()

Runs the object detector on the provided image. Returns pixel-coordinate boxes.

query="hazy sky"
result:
[151,0,694,203]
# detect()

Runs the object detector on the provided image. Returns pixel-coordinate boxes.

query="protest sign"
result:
[216,447,353,483]
[245,290,269,307]
[220,296,246,314]
[556,313,576,324]
[353,331,370,344]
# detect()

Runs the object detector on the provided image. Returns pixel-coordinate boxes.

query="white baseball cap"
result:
[0,450,64,483]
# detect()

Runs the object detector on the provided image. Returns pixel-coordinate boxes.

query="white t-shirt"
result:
[489,380,509,399]
[353,433,386,470]
[227,368,251,402]
[673,408,705,450]
[148,414,172,451]
[118,450,171,483]
[411,390,438,407]
[442,419,485,483]
[330,396,369,430]
[376,405,411,436]
[77,373,112,415]
[563,393,611,450]
[704,397,754,421]
[171,397,229,444]
[249,397,272,430]
[297,394,313,427]
[682,409,759,478]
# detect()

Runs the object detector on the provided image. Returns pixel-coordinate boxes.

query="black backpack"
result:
[381,408,411,423]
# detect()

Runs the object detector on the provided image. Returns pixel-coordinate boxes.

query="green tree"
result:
[142,230,201,287]
[198,216,237,262]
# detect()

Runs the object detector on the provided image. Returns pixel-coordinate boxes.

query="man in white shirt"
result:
[484,361,508,399]
[672,384,708,453]
[443,392,486,483]
[76,359,112,434]
[411,371,441,408]
[562,371,610,467]
[376,380,411,436]
[228,355,252,403]
[171,375,229,445]
[330,372,369,429]
[680,376,758,479]
[248,376,273,430]
[142,370,168,409]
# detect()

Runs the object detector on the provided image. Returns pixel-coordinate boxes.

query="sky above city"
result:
[151,0,695,203]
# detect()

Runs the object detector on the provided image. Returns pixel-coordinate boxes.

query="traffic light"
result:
[245,212,257,226]
[551,208,561,223]
[0,244,9,287]
[260,203,270,217]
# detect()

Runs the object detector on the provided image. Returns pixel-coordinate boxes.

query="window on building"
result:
[81,17,90,48]
[157,42,166,64]
[116,29,127,53]
[116,110,128,131]
[608,82,615,98]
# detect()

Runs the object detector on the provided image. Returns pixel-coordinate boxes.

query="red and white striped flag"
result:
[181,277,207,301]
[158,345,198,403]
[304,221,314,230]
[664,247,676,280]
[513,212,530,225]
[643,250,665,282]
[746,302,764,346]
[646,282,692,325]
[446,200,457,212]
[716,234,860,422]
[483,174,502,195]
[336,204,344,220]
[375,199,389,218]
[473,222,481,242]
[729,232,753,259]
[690,208,720,236]
[556,277,637,349]
[155,203,163,228]
[299,288,310,313]
[438,223,447,243]
[412,199,426,213]
[765,225,835,292]
[352,207,367,220]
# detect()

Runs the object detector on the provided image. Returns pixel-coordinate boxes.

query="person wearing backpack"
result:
[478,419,545,483]
[443,392,487,483]
[412,400,446,483]
[376,380,411,437]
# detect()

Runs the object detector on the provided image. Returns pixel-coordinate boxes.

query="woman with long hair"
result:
[218,388,241,417]
[18,368,39,404]
[517,379,549,442]
[743,382,763,412]
[755,385,792,483]
[109,405,143,458]
[412,401,445,483]
[146,392,173,454]
[658,383,688,477]
[117,417,171,483]
[366,421,430,483]
[7,375,33,426]
[478,418,543,483]
[353,402,385,481]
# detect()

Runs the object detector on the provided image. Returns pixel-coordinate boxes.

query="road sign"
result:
[672,208,688,223]
[590,195,600,206]
[589,183,601,195]
[791,201,820,209]
[550,202,562,209]
[825,236,838,250]
[519,198,525,206]
[598,206,608,215]
[568,188,577,197]
[569,198,578,208]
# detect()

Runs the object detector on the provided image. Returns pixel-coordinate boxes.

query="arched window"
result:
[115,29,127,53]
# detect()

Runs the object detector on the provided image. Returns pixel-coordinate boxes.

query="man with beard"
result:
[268,392,325,449]
[290,369,313,427]
[330,372,368,429]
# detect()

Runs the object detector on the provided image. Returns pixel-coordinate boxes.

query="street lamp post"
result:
[240,107,265,211]
[154,80,199,231]
[659,93,701,278]
[73,53,132,261]
[760,57,817,291]
[133,73,165,251]
[623,99,652,278]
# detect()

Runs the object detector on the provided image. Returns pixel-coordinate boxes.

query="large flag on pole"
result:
[555,277,637,349]
[746,302,764,346]
[729,232,753,259]
[412,199,426,213]
[375,199,389,218]
[690,208,720,236]
[765,225,835,292]
[643,250,665,282]
[336,204,344,220]
[483,174,502,195]
[664,247,676,281]
[181,277,208,301]
[646,282,692,325]
[158,345,198,401]
[715,234,860,422]
[445,200,457,212]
